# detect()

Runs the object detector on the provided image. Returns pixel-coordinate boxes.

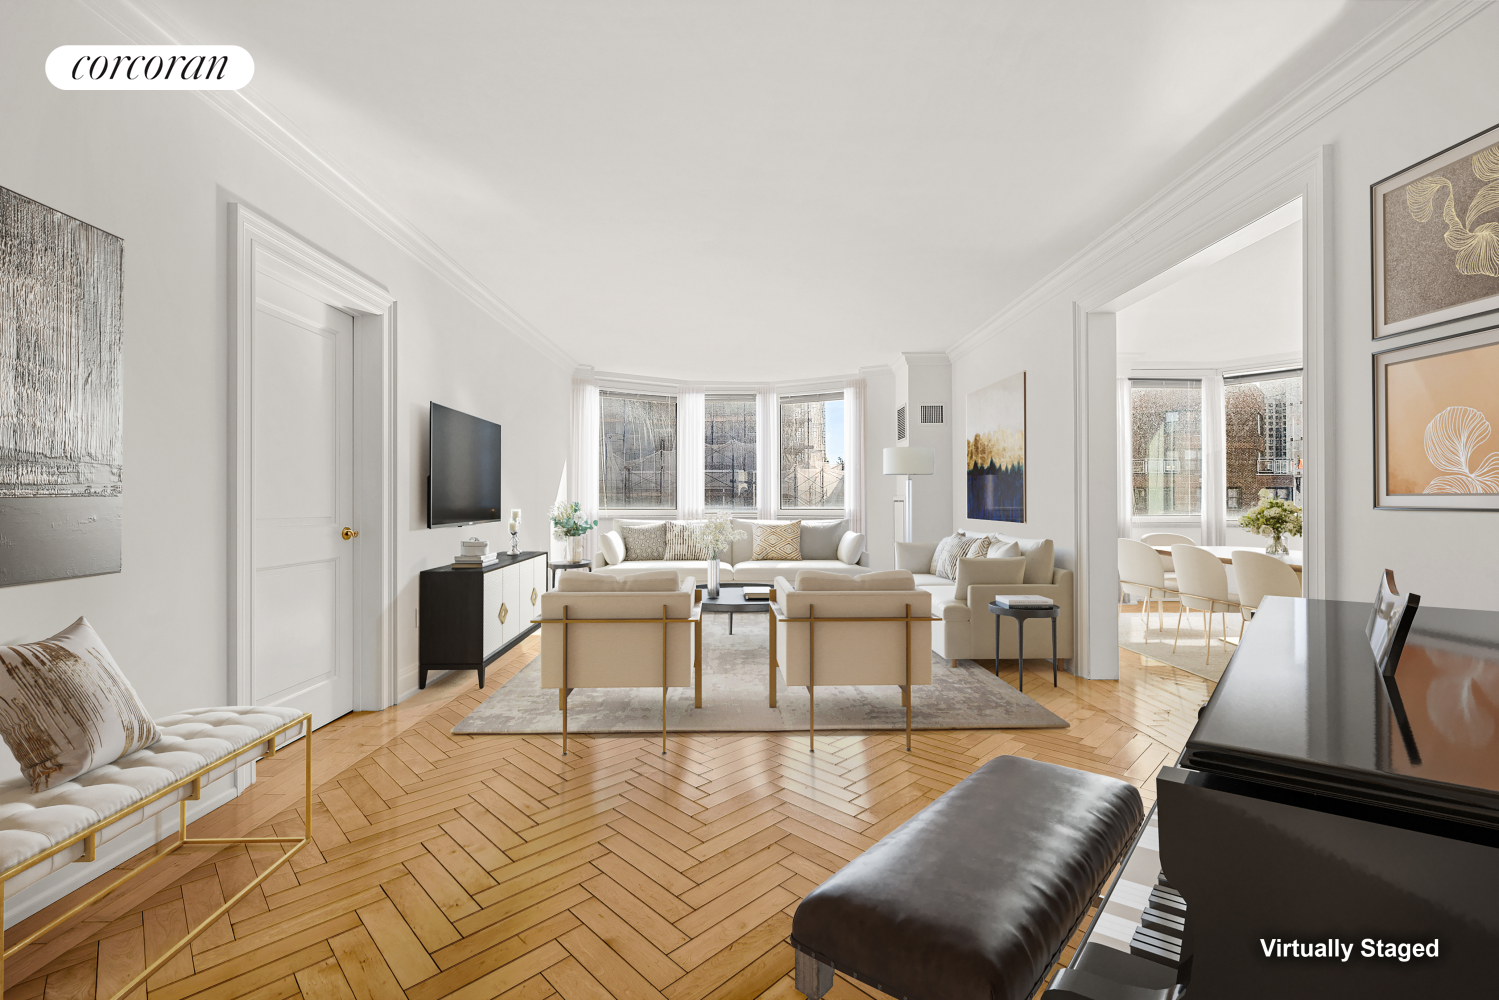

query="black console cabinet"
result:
[419,551,547,688]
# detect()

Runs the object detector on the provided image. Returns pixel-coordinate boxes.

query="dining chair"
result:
[1140,532,1194,572]
[1170,544,1240,666]
[1118,538,1176,635]
[1230,550,1303,640]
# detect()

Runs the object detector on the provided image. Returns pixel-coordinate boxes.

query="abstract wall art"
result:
[1373,122,1499,339]
[966,371,1025,522]
[0,186,124,585]
[1375,324,1499,510]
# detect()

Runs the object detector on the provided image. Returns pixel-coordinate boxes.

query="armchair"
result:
[537,571,702,753]
[769,570,935,750]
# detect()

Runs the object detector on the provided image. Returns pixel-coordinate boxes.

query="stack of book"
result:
[452,553,499,569]
[742,586,772,601]
[991,594,1054,609]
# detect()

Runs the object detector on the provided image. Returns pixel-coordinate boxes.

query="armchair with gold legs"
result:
[537,570,702,755]
[769,570,935,751]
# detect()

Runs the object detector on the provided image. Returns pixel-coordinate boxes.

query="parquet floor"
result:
[4,622,1212,1000]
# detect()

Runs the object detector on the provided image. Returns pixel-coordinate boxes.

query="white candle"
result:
[510,508,522,522]
[508,519,518,532]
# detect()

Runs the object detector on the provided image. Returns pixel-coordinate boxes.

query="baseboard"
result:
[4,775,242,927]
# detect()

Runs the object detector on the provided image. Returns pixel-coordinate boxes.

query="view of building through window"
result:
[705,395,756,509]
[1225,369,1302,509]
[1130,380,1202,516]
[599,390,677,509]
[780,393,845,509]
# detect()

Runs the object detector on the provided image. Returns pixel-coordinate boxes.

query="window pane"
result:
[705,396,756,510]
[780,395,845,509]
[1226,373,1302,512]
[1130,382,1201,516]
[599,391,676,509]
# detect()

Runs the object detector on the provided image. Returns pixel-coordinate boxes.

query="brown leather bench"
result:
[791,755,1143,1000]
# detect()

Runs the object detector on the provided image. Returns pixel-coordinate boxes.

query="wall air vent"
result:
[897,405,907,441]
[920,404,944,424]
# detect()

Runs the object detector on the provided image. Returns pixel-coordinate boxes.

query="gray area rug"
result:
[453,614,1067,734]
[1118,606,1237,682]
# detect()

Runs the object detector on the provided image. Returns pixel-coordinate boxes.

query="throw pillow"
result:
[754,521,802,560]
[0,617,161,792]
[798,519,849,560]
[836,531,866,565]
[988,534,1055,584]
[985,539,1021,560]
[953,556,1026,596]
[599,530,626,566]
[931,533,990,580]
[663,522,705,561]
[619,522,667,561]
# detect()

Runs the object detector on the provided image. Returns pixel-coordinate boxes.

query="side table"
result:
[549,559,591,589]
[988,601,1060,693]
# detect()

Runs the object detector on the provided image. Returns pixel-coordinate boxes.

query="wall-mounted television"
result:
[428,402,502,528]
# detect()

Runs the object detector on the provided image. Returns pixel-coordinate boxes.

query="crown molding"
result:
[80,0,576,371]
[948,0,1487,360]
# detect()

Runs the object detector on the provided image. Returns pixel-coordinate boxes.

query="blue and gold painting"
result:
[966,372,1025,522]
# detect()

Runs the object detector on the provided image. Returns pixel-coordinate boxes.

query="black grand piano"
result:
[1049,596,1499,999]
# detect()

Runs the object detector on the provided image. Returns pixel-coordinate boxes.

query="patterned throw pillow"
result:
[664,522,705,561]
[753,521,802,560]
[619,522,667,561]
[0,618,161,792]
[932,533,990,580]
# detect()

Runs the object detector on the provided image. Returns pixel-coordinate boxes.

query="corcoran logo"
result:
[46,45,254,90]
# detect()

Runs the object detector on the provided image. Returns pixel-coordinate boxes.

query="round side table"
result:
[987,601,1060,693]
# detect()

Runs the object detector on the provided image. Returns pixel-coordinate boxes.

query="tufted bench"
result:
[790,755,1143,1000]
[0,706,310,999]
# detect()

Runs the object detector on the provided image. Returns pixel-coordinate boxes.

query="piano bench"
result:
[790,755,1143,1000]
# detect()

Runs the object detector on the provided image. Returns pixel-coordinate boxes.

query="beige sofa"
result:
[537,571,702,750]
[896,535,1073,664]
[769,570,934,749]
[592,517,870,584]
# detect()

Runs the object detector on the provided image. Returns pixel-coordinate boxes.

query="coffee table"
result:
[699,585,770,634]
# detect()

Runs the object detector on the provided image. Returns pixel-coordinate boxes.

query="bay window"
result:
[779,392,845,510]
[599,390,677,510]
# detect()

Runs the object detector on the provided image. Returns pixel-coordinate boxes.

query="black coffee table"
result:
[700,585,771,634]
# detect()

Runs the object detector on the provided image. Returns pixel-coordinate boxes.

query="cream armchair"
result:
[768,570,934,750]
[894,541,1074,664]
[537,571,702,753]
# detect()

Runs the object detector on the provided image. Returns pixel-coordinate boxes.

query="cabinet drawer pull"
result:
[498,604,508,624]
[531,588,539,605]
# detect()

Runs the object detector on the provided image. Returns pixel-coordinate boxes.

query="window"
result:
[1225,369,1303,511]
[705,395,756,510]
[1227,486,1241,510]
[1130,380,1202,516]
[779,392,845,510]
[599,391,676,509]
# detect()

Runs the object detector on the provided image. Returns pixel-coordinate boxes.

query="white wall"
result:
[0,3,571,778]
[893,353,954,544]
[950,3,1499,661]
[862,366,898,569]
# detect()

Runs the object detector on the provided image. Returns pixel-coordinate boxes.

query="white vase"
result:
[707,556,721,598]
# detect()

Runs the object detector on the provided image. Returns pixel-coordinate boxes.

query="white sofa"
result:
[896,534,1074,663]
[592,517,870,584]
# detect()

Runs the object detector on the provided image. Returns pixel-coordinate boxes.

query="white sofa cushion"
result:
[733,559,857,583]
[559,570,624,591]
[0,706,306,893]
[599,530,626,565]
[953,556,1026,593]
[837,531,865,564]
[590,560,727,584]
[986,534,1055,585]
[985,539,1021,559]
[791,569,916,592]
[798,519,849,560]
[623,571,685,592]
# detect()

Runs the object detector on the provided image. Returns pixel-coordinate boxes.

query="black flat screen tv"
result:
[428,402,502,527]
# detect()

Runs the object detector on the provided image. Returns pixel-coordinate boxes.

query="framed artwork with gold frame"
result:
[1372,122,1499,340]
[1374,323,1499,511]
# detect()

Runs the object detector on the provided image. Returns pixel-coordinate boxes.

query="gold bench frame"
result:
[0,712,313,998]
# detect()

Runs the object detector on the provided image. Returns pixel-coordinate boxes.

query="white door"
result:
[251,267,356,729]
[483,570,504,659]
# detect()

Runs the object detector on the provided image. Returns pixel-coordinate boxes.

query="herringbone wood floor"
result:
[5,627,1211,1000]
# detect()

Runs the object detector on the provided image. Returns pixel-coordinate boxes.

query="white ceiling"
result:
[148,0,1402,380]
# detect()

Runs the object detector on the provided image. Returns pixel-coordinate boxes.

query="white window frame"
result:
[776,390,847,518]
[597,387,680,517]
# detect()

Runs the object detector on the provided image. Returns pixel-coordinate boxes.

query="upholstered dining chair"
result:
[1231,550,1303,640]
[1140,532,1194,572]
[1118,538,1176,636]
[1170,544,1240,666]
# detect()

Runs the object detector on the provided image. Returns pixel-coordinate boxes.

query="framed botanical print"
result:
[1375,323,1499,510]
[1372,123,1499,340]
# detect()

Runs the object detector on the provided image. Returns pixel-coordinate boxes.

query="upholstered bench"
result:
[791,756,1143,1000]
[0,706,310,999]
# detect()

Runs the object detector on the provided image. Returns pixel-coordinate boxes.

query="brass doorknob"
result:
[341,527,359,540]
[499,604,509,624]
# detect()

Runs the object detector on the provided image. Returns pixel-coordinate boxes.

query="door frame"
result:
[229,202,398,727]
[1070,146,1330,678]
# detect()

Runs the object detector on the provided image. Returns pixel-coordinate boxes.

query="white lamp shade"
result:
[883,446,935,476]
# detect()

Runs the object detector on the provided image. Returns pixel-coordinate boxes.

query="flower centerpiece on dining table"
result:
[1238,489,1303,556]
[693,511,746,598]
[549,501,598,562]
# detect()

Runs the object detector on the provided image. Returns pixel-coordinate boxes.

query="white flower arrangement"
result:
[693,511,746,559]
[1238,489,1303,538]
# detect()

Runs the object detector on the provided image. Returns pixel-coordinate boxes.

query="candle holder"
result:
[509,530,520,555]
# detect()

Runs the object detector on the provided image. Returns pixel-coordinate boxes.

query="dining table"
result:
[1149,544,1302,571]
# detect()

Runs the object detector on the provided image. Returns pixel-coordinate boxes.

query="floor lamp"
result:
[883,446,935,547]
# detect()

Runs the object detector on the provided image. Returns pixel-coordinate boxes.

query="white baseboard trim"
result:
[4,774,245,927]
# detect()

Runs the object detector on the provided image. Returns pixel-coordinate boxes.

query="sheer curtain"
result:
[1116,376,1133,541]
[844,379,866,534]
[568,377,600,559]
[755,386,777,521]
[1200,372,1226,546]
[678,385,705,521]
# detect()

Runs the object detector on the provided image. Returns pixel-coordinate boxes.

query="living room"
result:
[3,3,1498,998]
